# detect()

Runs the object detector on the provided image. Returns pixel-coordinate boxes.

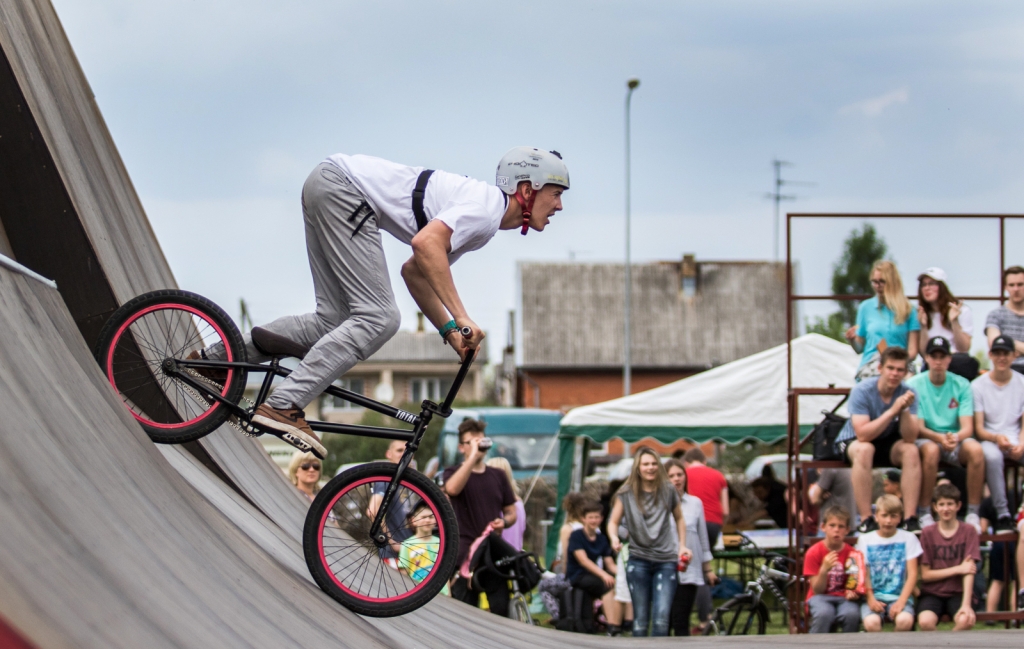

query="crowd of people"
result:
[802,262,1024,632]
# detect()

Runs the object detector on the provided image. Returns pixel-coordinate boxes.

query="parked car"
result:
[436,407,562,480]
[744,453,812,482]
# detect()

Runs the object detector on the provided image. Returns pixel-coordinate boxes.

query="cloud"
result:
[839,87,909,117]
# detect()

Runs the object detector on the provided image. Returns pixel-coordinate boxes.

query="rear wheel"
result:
[703,598,768,635]
[93,290,246,443]
[304,462,458,617]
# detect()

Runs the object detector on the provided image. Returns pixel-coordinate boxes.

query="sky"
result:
[49,0,1024,363]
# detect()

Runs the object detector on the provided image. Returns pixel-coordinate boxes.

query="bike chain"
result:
[179,368,261,438]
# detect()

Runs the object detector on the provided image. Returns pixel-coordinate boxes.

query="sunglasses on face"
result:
[300,462,321,471]
[870,279,886,286]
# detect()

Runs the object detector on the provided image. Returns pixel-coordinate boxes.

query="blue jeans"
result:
[626,557,676,637]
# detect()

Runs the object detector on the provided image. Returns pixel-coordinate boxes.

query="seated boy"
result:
[566,500,619,633]
[917,483,980,631]
[856,494,922,631]
[398,501,449,595]
[803,505,861,633]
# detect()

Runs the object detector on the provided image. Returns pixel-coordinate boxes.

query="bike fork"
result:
[368,410,432,544]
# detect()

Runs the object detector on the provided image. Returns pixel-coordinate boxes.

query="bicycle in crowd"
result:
[485,551,541,625]
[94,289,473,618]
[702,533,797,635]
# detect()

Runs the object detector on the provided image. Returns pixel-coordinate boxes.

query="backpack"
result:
[511,552,542,592]
[811,401,849,462]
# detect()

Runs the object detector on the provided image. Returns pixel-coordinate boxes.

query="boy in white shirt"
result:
[856,494,922,632]
[973,334,1024,531]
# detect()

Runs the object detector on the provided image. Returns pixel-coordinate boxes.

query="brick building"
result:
[515,255,787,457]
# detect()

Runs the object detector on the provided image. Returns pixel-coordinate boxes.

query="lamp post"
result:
[624,78,639,399]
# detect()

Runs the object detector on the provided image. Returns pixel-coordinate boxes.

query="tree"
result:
[806,224,888,341]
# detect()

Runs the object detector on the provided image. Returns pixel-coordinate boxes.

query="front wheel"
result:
[702,599,768,635]
[93,290,247,443]
[509,593,533,624]
[304,462,458,617]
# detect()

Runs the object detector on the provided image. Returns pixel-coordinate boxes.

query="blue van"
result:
[436,407,562,480]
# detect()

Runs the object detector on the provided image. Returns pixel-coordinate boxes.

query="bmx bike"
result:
[94,289,474,617]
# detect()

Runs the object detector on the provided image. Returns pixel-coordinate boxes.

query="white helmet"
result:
[495,147,570,195]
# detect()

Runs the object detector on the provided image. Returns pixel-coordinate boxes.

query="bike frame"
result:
[167,348,476,544]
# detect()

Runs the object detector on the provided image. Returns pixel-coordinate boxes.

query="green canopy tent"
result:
[547,333,858,564]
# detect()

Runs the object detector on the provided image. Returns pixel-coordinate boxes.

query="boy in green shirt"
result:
[908,337,985,531]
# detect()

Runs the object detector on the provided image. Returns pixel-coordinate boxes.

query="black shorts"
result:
[990,541,1017,583]
[918,592,964,619]
[570,572,612,600]
[836,430,901,468]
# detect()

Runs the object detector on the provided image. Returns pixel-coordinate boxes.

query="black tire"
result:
[509,594,532,624]
[93,290,247,443]
[304,462,459,617]
[704,598,768,635]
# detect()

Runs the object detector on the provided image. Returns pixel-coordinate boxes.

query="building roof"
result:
[519,257,787,370]
[362,329,490,364]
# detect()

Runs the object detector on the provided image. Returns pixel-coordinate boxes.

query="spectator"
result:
[917,267,977,380]
[973,334,1024,531]
[808,468,856,530]
[1017,503,1024,608]
[443,418,517,616]
[599,480,632,636]
[369,440,415,559]
[665,459,716,637]
[608,447,692,637]
[682,447,728,629]
[682,448,729,545]
[399,500,450,595]
[566,500,619,634]
[746,472,788,529]
[846,260,920,381]
[287,451,322,502]
[882,469,902,499]
[486,457,527,551]
[909,336,984,532]
[557,492,587,572]
[856,494,921,632]
[917,484,980,631]
[833,346,923,533]
[804,506,861,634]
[985,265,1024,375]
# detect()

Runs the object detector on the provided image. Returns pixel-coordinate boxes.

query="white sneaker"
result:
[965,512,981,533]
[919,512,935,528]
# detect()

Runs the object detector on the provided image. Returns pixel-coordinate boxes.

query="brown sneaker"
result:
[251,404,326,459]
[185,350,227,385]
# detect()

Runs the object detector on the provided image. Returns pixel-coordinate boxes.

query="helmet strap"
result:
[515,187,537,236]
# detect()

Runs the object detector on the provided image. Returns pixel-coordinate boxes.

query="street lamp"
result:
[624,78,639,399]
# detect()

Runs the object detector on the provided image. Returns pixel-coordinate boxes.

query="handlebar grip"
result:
[460,326,472,337]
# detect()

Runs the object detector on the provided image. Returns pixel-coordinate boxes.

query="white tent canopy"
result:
[559,333,859,445]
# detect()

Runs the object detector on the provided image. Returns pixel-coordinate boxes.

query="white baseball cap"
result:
[919,267,947,283]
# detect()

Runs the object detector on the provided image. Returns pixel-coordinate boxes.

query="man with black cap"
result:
[973,334,1024,531]
[909,336,985,532]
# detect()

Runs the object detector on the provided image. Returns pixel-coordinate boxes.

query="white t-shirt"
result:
[924,304,973,350]
[855,528,922,603]
[972,372,1024,444]
[325,154,507,262]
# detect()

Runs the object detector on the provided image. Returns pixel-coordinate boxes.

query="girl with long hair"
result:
[845,260,920,380]
[665,459,717,636]
[607,448,691,637]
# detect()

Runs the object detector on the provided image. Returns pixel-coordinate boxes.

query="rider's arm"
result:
[403,220,482,344]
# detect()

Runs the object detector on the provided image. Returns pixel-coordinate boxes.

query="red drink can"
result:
[677,555,690,572]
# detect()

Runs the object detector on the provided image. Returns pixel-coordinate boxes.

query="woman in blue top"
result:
[845,260,919,381]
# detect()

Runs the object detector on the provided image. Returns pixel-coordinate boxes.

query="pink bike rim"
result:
[106,302,233,429]
[318,475,445,603]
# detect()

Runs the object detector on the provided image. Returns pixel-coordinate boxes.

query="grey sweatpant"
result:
[807,594,860,633]
[211,162,400,410]
[982,440,1024,518]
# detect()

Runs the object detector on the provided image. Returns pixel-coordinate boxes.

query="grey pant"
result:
[981,440,1024,518]
[212,162,400,410]
[808,594,860,633]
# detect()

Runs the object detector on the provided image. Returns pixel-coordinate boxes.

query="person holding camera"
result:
[443,417,518,615]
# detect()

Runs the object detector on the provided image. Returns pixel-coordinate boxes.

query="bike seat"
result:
[251,327,308,359]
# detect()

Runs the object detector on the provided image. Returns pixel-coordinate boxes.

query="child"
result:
[856,494,921,631]
[917,483,980,631]
[399,501,449,595]
[566,500,619,634]
[803,506,862,633]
